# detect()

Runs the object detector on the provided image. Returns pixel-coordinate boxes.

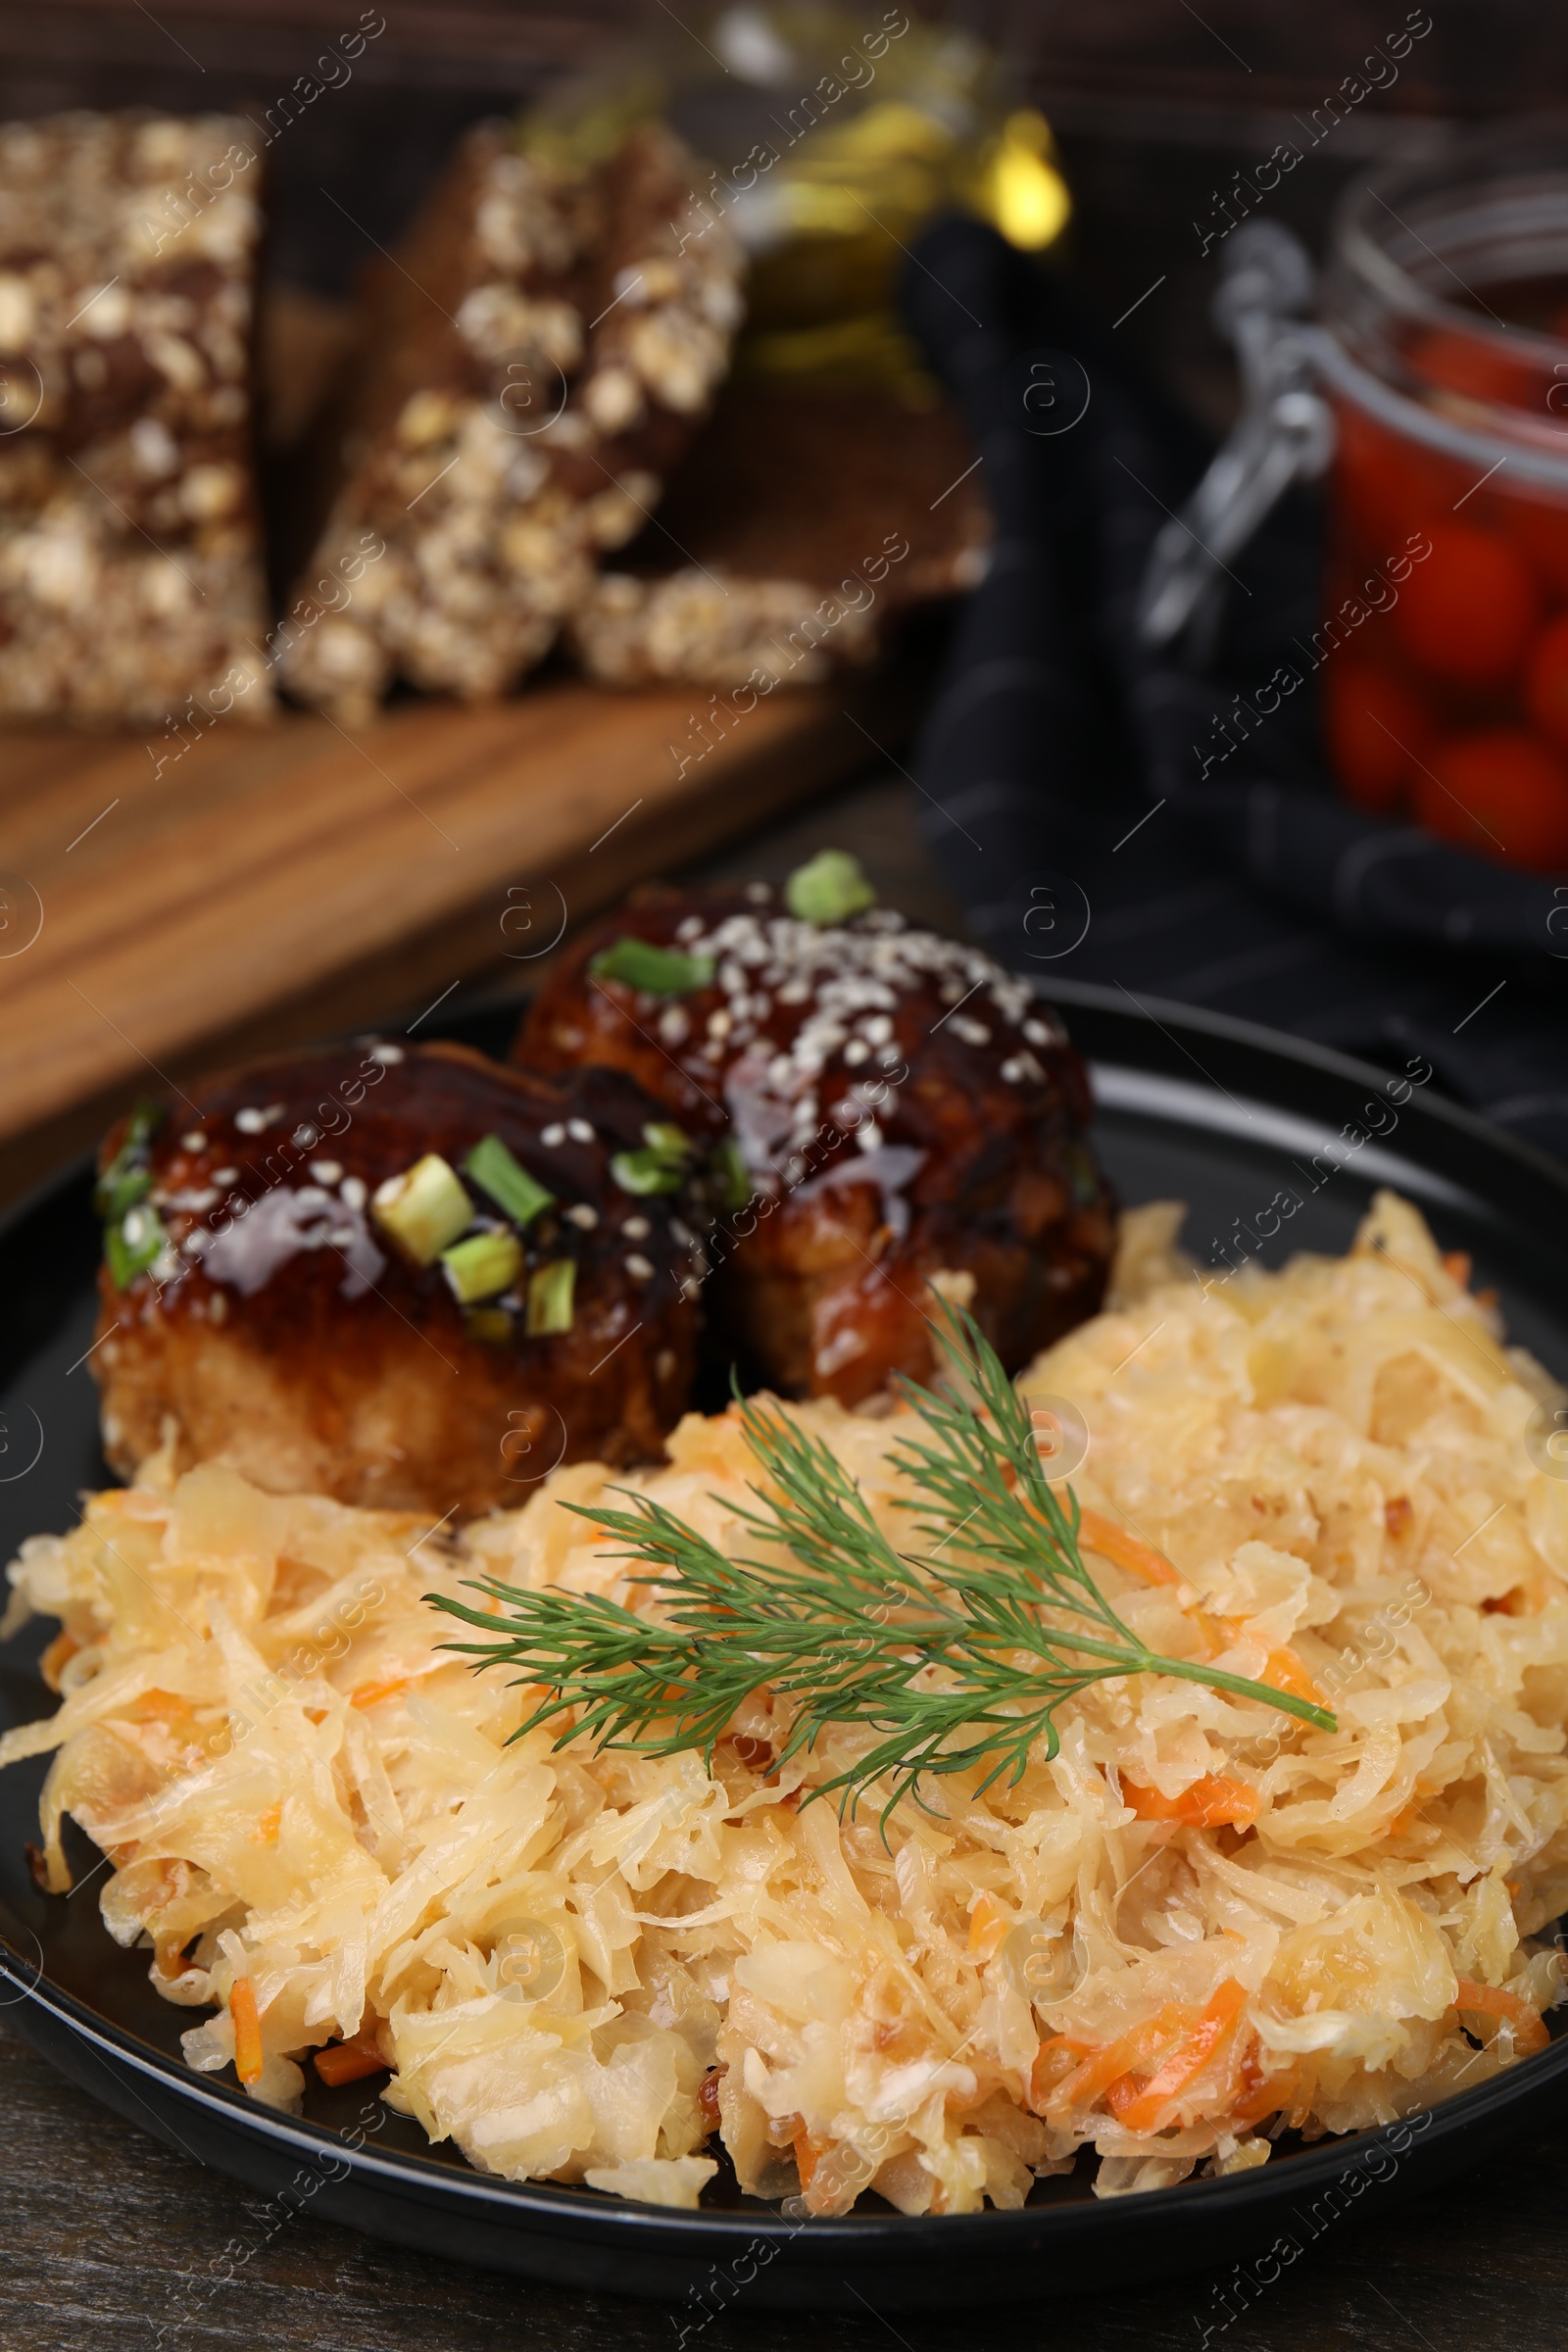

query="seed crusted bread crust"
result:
[0,110,272,728]
[279,121,744,718]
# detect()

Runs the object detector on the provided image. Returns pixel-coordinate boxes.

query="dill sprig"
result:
[429,1304,1336,1819]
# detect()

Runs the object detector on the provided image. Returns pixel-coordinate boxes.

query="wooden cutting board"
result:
[0,673,910,1206]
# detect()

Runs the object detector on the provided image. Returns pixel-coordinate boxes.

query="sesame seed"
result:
[340,1176,368,1211]
[180,1131,205,1152]
[623,1215,651,1240]
[843,1040,870,1067]
[625,1253,654,1281]
[950,1016,991,1048]
[310,1159,343,1185]
[541,1124,565,1147]
[858,1123,883,1151]
[659,1005,690,1045]
[369,1043,404,1066]
[211,1166,237,1187]
[565,1202,598,1229]
[745,881,771,903]
[567,1119,594,1144]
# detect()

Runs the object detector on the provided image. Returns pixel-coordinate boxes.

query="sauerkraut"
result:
[5,1190,1568,2212]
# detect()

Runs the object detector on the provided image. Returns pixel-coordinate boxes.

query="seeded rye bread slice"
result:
[0,110,271,728]
[278,121,745,718]
[566,380,992,691]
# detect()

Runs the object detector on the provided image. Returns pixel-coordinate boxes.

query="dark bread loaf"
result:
[278,122,745,717]
[568,381,991,690]
[0,110,271,727]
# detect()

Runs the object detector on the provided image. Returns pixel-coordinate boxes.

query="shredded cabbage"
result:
[4,1191,1566,2212]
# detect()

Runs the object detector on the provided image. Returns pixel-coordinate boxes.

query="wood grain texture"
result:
[2,2009,1567,2352]
[0,674,907,1206]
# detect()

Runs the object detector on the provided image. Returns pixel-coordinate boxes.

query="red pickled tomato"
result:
[1333,404,1449,550]
[1392,522,1539,686]
[1526,611,1568,749]
[1506,492,1568,600]
[1414,728,1568,868]
[1322,663,1431,812]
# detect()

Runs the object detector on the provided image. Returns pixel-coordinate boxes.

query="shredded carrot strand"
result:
[313,2030,388,2086]
[1077,1509,1183,1590]
[1453,1976,1550,2056]
[1260,1647,1331,1708]
[350,1675,413,1710]
[1116,1979,1250,2135]
[230,1976,264,2086]
[791,2125,821,2190]
[966,1891,1011,1963]
[1125,1775,1260,1831]
[1047,2005,1192,2117]
[1232,2058,1296,2129]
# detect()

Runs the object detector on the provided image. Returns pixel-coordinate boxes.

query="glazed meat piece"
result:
[92,1040,703,1516]
[516,868,1115,1404]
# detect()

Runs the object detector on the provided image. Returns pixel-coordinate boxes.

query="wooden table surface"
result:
[3,774,1566,2352]
[0,668,912,1210]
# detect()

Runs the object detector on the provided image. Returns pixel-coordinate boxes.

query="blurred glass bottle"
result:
[520,5,1069,403]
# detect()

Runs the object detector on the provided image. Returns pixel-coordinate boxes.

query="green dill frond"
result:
[426,1301,1337,1823]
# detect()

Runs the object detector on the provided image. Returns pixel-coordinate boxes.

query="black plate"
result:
[3,980,1568,2313]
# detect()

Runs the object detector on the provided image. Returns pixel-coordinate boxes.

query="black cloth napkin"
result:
[898,218,1568,1161]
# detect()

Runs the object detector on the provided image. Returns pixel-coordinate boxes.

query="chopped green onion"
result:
[588,936,714,996]
[441,1229,522,1304]
[785,849,876,926]
[709,1135,751,1211]
[642,1121,692,1160]
[612,1149,683,1197]
[106,1202,169,1291]
[95,1099,165,1220]
[526,1258,576,1335]
[465,1134,554,1229]
[98,1163,152,1220]
[464,1304,514,1346]
[372,1153,471,1265]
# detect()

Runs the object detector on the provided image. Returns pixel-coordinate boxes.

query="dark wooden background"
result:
[1,0,1556,424]
[5,7,1568,2342]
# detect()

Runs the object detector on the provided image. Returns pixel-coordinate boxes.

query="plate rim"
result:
[6,1932,1568,2250]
